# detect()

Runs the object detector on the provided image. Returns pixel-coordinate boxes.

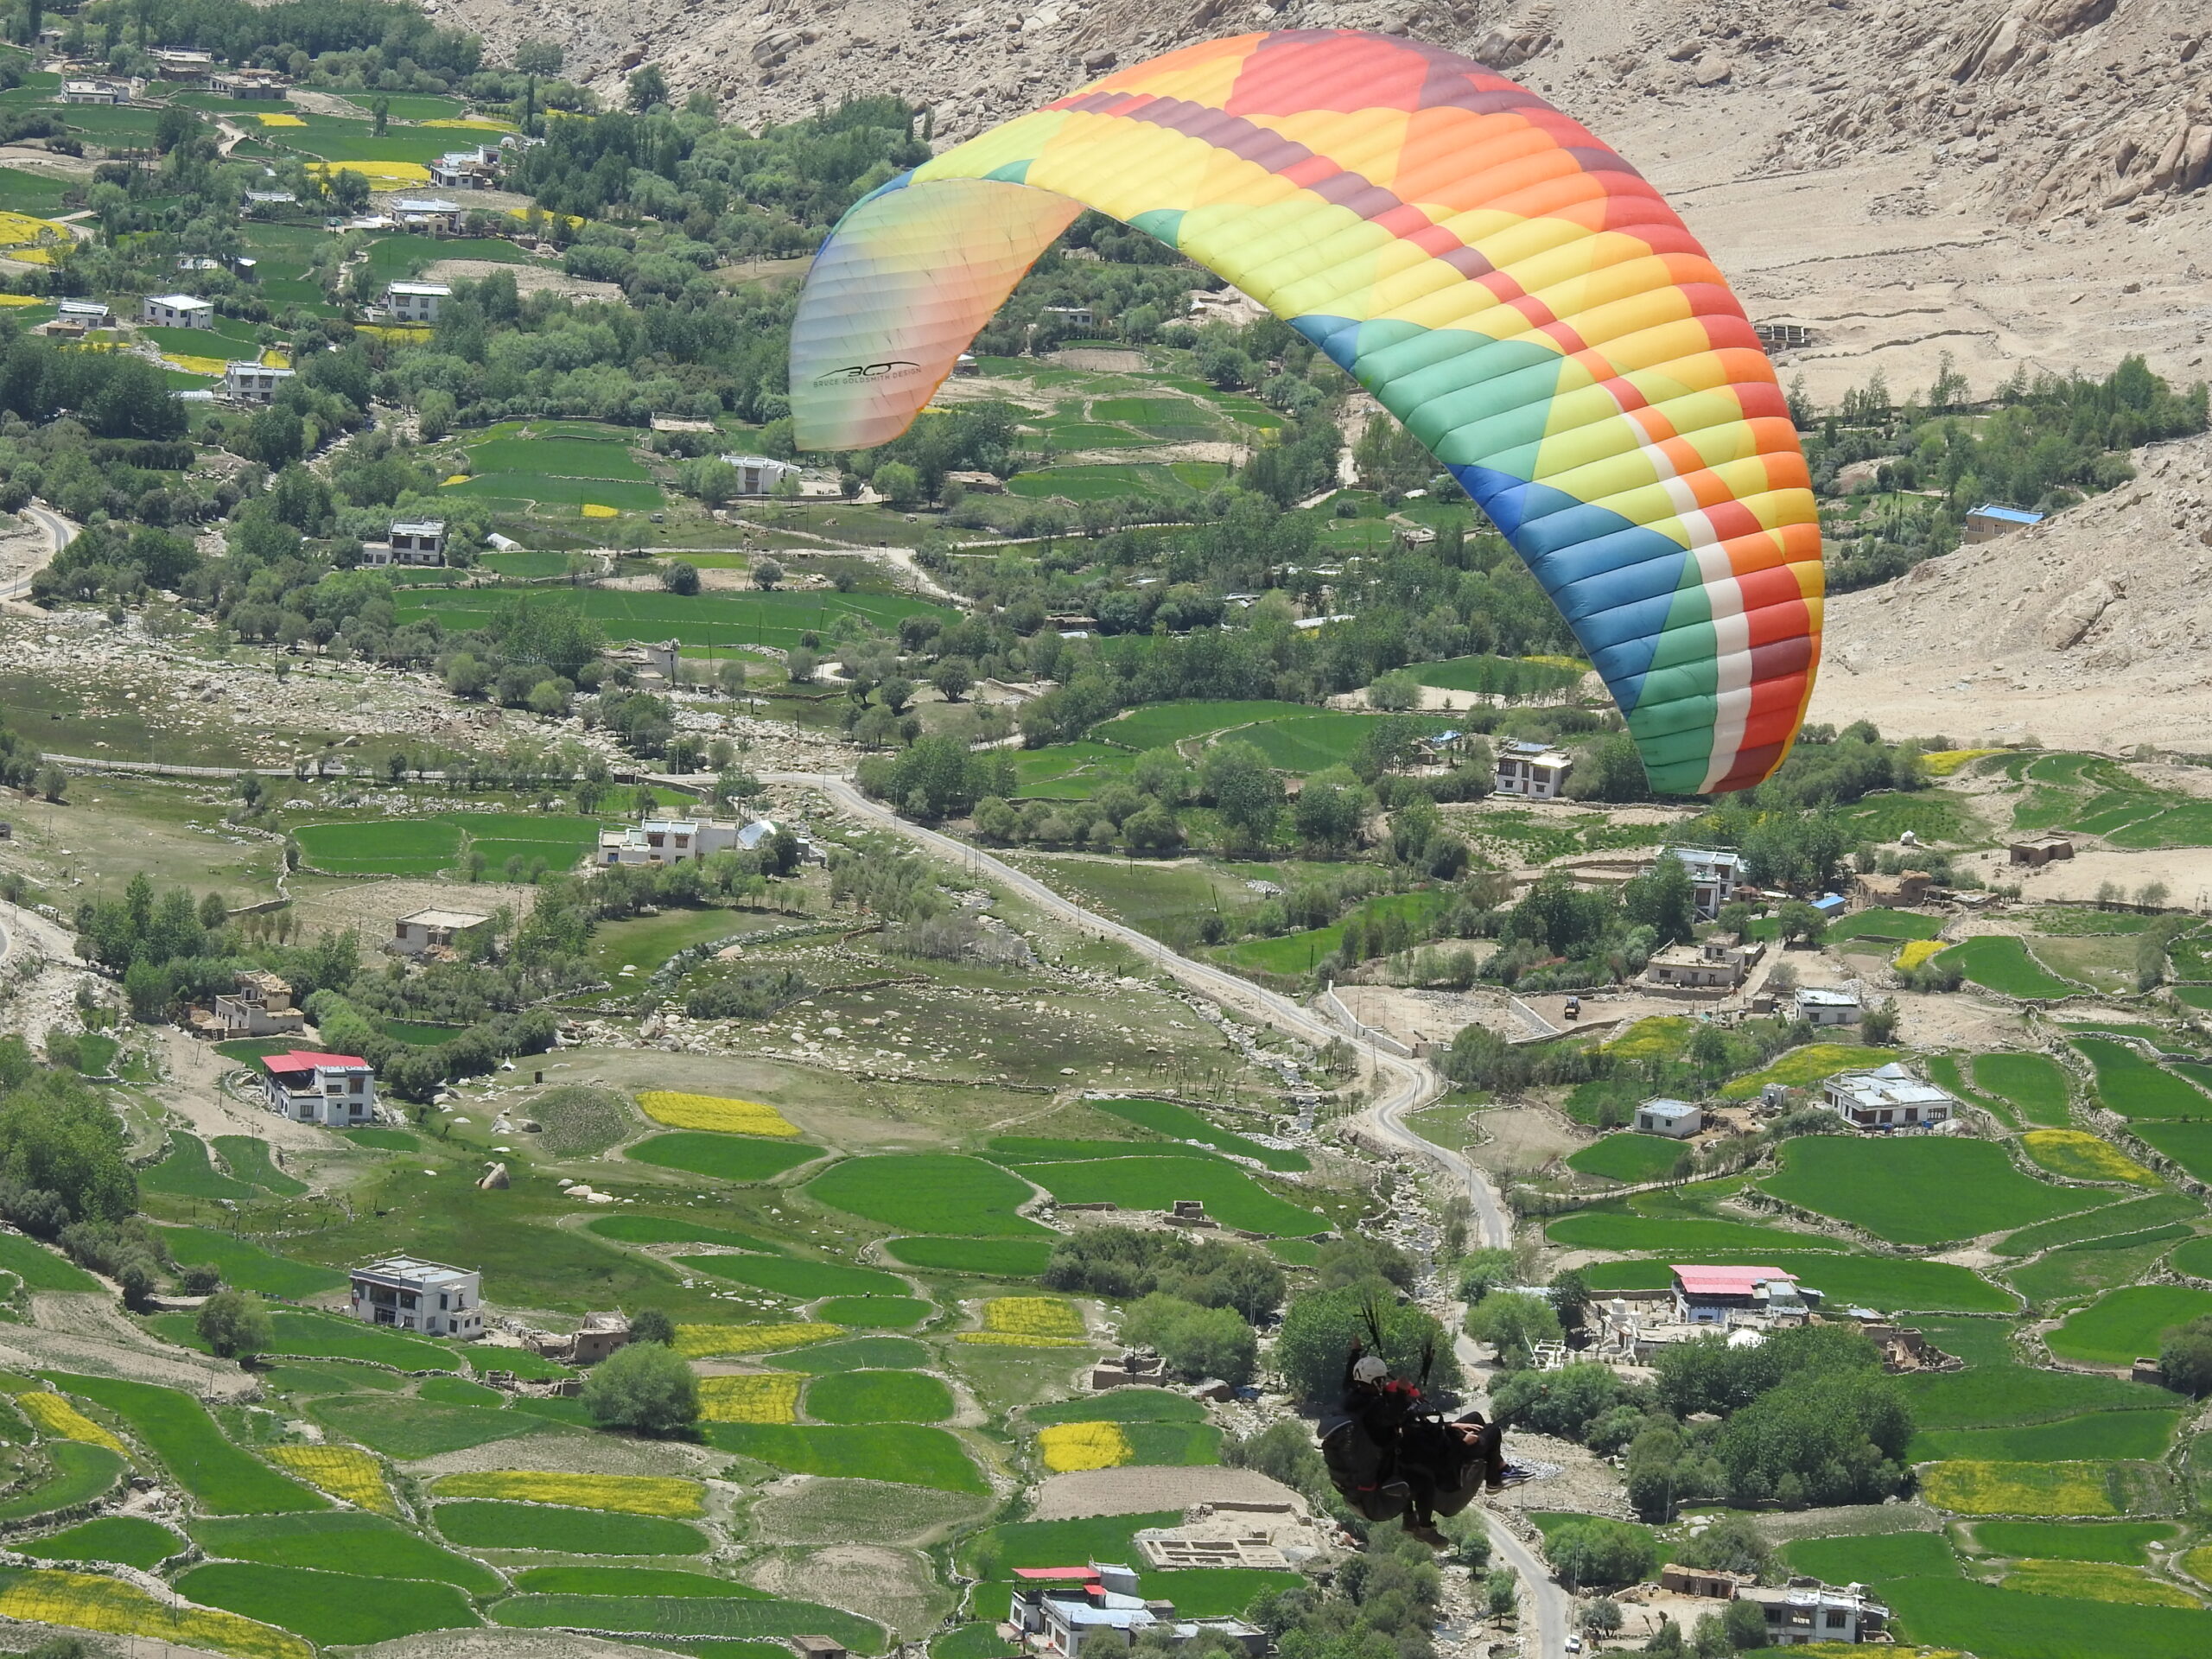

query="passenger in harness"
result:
[1319,1334,1522,1548]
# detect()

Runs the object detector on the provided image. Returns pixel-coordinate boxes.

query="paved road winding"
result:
[772,769,1573,1656]
[0,502,78,601]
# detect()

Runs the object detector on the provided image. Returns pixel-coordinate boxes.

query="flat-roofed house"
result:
[1635,1098,1703,1138]
[1492,739,1573,799]
[1672,1264,1815,1325]
[261,1051,375,1127]
[1824,1063,1956,1132]
[60,77,134,104]
[385,281,450,323]
[719,454,799,494]
[1795,986,1863,1027]
[1735,1579,1888,1644]
[1962,504,2043,543]
[349,1255,483,1338]
[211,69,289,99]
[225,362,295,405]
[598,818,744,867]
[143,293,213,329]
[391,906,491,957]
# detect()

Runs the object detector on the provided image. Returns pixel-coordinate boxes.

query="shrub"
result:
[198,1291,275,1360]
[1118,1294,1256,1386]
[1274,1285,1460,1405]
[2158,1317,2212,1397]
[1490,1363,1630,1440]
[582,1341,700,1436]
[1545,1517,1656,1589]
[1042,1225,1285,1323]
[1465,1291,1561,1368]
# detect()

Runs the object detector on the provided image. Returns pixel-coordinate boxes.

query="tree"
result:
[1546,1517,1657,1591]
[626,64,670,112]
[1859,998,1901,1045]
[874,461,924,508]
[1549,1267,1592,1330]
[36,766,65,803]
[1120,1293,1257,1385]
[1465,1291,1562,1367]
[515,39,565,77]
[582,1338,698,1436]
[1293,766,1368,853]
[753,558,784,591]
[1722,1599,1770,1650]
[1201,741,1284,852]
[2158,1317,2212,1397]
[661,560,701,595]
[1623,851,1698,945]
[1457,1248,1517,1302]
[154,103,197,156]
[785,646,817,683]
[931,657,975,702]
[627,1307,677,1347]
[1583,1599,1623,1638]
[370,96,390,137]
[1274,1284,1459,1404]
[1484,1567,1518,1621]
[197,1290,274,1360]
[1775,900,1823,945]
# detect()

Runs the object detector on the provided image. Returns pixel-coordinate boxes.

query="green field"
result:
[1909,1409,2183,1465]
[1542,1210,1836,1254]
[814,1294,932,1327]
[1974,1053,2075,1127]
[706,1423,986,1493]
[1026,1390,1209,1426]
[1013,1154,1325,1236]
[1971,1521,2178,1563]
[138,1131,260,1202]
[2130,1121,2212,1182]
[0,1443,124,1522]
[467,434,650,479]
[364,232,530,281]
[175,1560,479,1645]
[20,1515,181,1568]
[1935,936,2083,999]
[1783,1529,1960,1585]
[2072,1037,2212,1119]
[1882,1573,2212,1658]
[310,1395,537,1459]
[2007,1226,2191,1307]
[676,1254,905,1300]
[880,1237,1051,1276]
[1096,701,1322,751]
[1825,907,1948,944]
[292,812,603,877]
[765,1336,931,1374]
[1998,1193,2205,1255]
[806,1155,1049,1236]
[627,1134,825,1184]
[1761,1136,2100,1244]
[397,587,951,652]
[1897,1357,2177,1433]
[160,1229,348,1299]
[491,1592,883,1651]
[588,1215,787,1254]
[1719,1044,1900,1098]
[434,1501,707,1554]
[1407,654,1585,697]
[510,1567,767,1597]
[0,164,68,216]
[210,1137,308,1196]
[2045,1285,2212,1365]
[1214,889,1452,976]
[1564,1133,1691,1184]
[805,1370,956,1423]
[1234,713,1449,774]
[1577,1251,2012,1313]
[1092,1097,1307,1171]
[190,1512,501,1593]
[0,1230,99,1292]
[55,1376,324,1515]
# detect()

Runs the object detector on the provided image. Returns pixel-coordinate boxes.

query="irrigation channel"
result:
[771,771,1574,1657]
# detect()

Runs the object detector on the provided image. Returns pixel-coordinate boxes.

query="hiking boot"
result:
[1405,1521,1448,1548]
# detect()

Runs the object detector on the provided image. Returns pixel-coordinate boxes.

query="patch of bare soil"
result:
[424,258,623,303]
[1031,1465,1304,1521]
[747,1476,993,1548]
[742,1544,950,1635]
[355,1633,677,1659]
[401,1429,722,1479]
[0,1293,258,1395]
[291,877,541,944]
[152,1027,332,1154]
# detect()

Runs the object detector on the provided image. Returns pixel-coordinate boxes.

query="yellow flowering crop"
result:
[674,1321,842,1358]
[162,353,233,376]
[259,348,289,369]
[637,1091,800,1137]
[1918,1460,2115,1516]
[1522,654,1589,674]
[1922,748,2006,776]
[17,1391,127,1455]
[2021,1130,2158,1186]
[955,1331,1086,1348]
[252,112,306,127]
[0,293,41,307]
[307,160,433,185]
[433,1470,705,1516]
[265,1446,395,1514]
[698,1374,800,1424]
[1603,1016,1693,1061]
[982,1298,1084,1338]
[424,118,518,131]
[0,1570,308,1659]
[1039,1421,1132,1472]
[581,502,619,518]
[1895,939,1947,971]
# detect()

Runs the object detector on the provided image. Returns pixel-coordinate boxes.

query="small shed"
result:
[1634,1098,1703,1139]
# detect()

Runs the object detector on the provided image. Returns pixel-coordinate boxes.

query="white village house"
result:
[142,293,213,328]
[1670,848,1743,918]
[1824,1063,1955,1132]
[1795,986,1863,1027]
[260,1050,376,1127]
[225,362,294,405]
[349,1255,483,1338]
[391,906,491,957]
[386,281,450,323]
[363,520,447,568]
[1492,738,1573,799]
[720,454,799,494]
[1635,1097,1703,1138]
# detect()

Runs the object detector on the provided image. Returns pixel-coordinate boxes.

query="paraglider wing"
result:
[790,29,1822,793]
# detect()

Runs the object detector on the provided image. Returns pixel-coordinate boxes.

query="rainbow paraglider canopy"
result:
[790,29,1822,793]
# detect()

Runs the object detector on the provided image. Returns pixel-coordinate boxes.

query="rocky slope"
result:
[425,0,2212,400]
[1812,429,2212,749]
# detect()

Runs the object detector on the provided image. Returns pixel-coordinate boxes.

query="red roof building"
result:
[259,1051,377,1128]
[1671,1264,1811,1325]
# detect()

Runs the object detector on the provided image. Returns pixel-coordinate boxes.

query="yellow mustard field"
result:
[16,1391,127,1454]
[1039,1421,1133,1471]
[637,1091,800,1136]
[980,1298,1084,1338]
[674,1321,842,1358]
[0,1570,309,1659]
[1895,939,1947,971]
[2020,1129,2158,1185]
[698,1374,801,1424]
[434,1470,706,1516]
[1919,1460,2117,1516]
[265,1445,395,1513]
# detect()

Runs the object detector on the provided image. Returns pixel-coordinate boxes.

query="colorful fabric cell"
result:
[789,29,1822,792]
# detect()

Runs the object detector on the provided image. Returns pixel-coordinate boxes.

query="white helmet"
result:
[1352,1356,1390,1384]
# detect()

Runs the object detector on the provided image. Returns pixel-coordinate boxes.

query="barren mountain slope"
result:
[1810,429,2212,748]
[431,0,2212,397]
